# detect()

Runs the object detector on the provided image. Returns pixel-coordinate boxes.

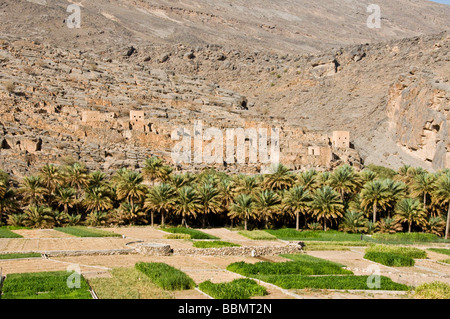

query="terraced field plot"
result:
[1,271,92,299]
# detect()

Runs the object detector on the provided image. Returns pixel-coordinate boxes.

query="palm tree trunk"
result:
[151,211,154,227]
[423,193,427,216]
[202,209,207,228]
[323,218,327,231]
[445,204,450,240]
[265,215,269,229]
[161,210,165,227]
[408,221,412,233]
[182,213,186,227]
[296,211,299,231]
[244,217,248,231]
[373,205,377,223]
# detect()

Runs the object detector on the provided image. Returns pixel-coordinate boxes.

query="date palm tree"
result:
[235,175,261,197]
[229,194,254,230]
[296,169,318,192]
[329,165,361,202]
[174,186,201,228]
[411,173,437,215]
[85,211,108,227]
[0,181,16,226]
[19,175,47,206]
[142,157,173,185]
[317,171,331,187]
[83,186,114,214]
[218,178,238,227]
[311,186,344,231]
[378,217,403,234]
[51,210,69,227]
[169,172,197,191]
[425,216,446,237]
[63,163,89,195]
[282,186,311,231]
[144,183,176,227]
[263,164,295,191]
[433,173,450,239]
[395,198,427,233]
[360,180,389,223]
[197,183,222,228]
[254,189,282,229]
[115,170,147,211]
[23,206,53,229]
[383,179,407,217]
[88,171,109,189]
[339,211,368,234]
[0,169,9,184]
[39,164,63,194]
[359,170,377,184]
[117,202,147,225]
[53,187,77,215]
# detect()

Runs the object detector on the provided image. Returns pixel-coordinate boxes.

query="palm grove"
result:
[0,157,449,239]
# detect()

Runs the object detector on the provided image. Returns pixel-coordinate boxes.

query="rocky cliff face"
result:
[386,72,450,170]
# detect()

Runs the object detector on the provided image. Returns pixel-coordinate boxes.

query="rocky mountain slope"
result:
[2,0,449,53]
[0,0,449,176]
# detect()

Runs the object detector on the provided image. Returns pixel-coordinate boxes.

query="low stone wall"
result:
[42,249,136,257]
[135,243,173,256]
[172,245,302,257]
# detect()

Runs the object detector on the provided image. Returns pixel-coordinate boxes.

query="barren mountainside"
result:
[0,0,449,177]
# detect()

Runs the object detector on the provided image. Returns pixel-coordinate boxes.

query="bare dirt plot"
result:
[103,226,168,240]
[11,229,74,239]
[174,290,210,299]
[0,237,132,253]
[0,257,107,275]
[0,239,39,252]
[425,250,450,261]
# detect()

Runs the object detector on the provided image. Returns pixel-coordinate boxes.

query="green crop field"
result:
[88,267,174,299]
[0,252,41,260]
[366,245,427,259]
[1,271,92,299]
[238,230,277,240]
[227,254,352,276]
[54,226,121,237]
[363,245,427,266]
[161,227,219,240]
[192,241,240,248]
[135,262,195,291]
[364,251,415,267]
[369,233,449,244]
[265,229,364,242]
[414,281,450,299]
[198,279,267,299]
[0,228,23,238]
